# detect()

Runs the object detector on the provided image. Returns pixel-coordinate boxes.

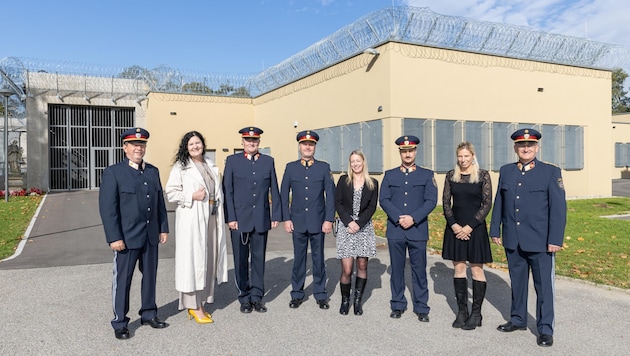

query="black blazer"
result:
[335,175,379,229]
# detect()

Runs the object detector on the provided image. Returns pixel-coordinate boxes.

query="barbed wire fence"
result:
[1,6,627,107]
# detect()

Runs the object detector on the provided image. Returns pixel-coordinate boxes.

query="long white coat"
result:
[165,156,228,293]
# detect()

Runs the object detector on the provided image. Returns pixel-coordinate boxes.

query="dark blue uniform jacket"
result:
[379,166,437,241]
[281,159,335,234]
[490,158,567,252]
[223,153,282,232]
[99,158,169,249]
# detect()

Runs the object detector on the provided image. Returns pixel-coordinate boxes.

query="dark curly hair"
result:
[173,131,207,167]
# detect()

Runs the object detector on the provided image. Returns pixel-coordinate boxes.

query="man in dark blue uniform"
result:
[281,130,335,310]
[490,128,567,347]
[99,127,169,340]
[223,127,282,313]
[380,135,437,322]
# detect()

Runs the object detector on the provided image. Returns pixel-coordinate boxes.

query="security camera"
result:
[293,121,298,128]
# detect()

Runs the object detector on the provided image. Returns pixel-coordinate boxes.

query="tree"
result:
[230,86,250,98]
[118,65,149,79]
[182,81,213,94]
[612,68,630,113]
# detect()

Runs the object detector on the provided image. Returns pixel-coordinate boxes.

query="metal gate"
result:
[49,105,134,190]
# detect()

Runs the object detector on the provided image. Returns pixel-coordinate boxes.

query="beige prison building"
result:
[2,7,627,200]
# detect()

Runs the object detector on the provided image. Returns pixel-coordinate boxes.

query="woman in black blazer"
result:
[335,150,379,316]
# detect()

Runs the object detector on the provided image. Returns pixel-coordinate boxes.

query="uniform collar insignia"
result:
[400,164,417,173]
[245,152,260,161]
[300,158,313,167]
[517,160,536,172]
[128,160,145,170]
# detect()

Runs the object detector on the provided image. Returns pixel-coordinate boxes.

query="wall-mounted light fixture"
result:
[170,112,177,115]
[537,87,544,92]
[377,105,383,112]
[293,120,298,128]
[363,48,380,56]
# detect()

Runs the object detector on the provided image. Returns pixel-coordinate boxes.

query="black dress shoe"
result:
[114,327,130,340]
[415,313,430,322]
[497,322,527,332]
[289,299,304,309]
[390,310,404,319]
[141,317,168,329]
[240,302,253,313]
[316,300,330,310]
[537,334,553,347]
[252,301,267,313]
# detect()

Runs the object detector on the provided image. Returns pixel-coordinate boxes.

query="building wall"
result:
[383,43,612,198]
[612,113,630,179]
[25,42,613,200]
[252,48,392,178]
[245,43,611,199]
[25,72,147,191]
[144,93,254,185]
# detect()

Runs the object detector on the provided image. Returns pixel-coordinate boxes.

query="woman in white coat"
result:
[165,131,228,324]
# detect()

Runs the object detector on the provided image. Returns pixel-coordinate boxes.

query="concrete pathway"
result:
[0,191,629,355]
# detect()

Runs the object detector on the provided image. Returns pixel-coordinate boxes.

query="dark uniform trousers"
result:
[223,153,282,304]
[112,243,159,329]
[281,159,335,301]
[490,158,566,336]
[379,166,437,314]
[99,158,169,330]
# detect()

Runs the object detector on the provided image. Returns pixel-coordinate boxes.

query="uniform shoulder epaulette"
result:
[542,161,560,168]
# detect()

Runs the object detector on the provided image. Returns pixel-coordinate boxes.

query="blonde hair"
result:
[452,142,480,183]
[346,150,375,190]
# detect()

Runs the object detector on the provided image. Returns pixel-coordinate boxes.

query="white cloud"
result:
[402,0,630,83]
[401,0,628,45]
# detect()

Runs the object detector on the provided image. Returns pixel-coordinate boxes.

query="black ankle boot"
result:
[353,277,367,316]
[452,277,469,328]
[339,283,351,315]
[462,280,486,330]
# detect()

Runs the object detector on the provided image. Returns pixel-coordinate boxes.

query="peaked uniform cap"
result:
[511,128,541,142]
[239,127,263,138]
[121,127,149,142]
[296,130,319,143]
[395,135,419,149]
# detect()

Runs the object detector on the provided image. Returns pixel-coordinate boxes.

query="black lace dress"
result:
[442,169,493,263]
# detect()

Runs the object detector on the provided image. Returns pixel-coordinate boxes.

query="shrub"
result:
[0,187,43,198]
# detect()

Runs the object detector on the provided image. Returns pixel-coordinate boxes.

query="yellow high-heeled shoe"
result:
[188,309,214,324]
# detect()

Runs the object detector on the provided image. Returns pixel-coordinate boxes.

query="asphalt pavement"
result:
[0,189,629,355]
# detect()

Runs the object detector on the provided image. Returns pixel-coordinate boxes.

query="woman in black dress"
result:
[442,142,492,330]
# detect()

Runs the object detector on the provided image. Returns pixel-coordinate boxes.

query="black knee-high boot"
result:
[462,280,486,330]
[353,277,367,316]
[452,277,469,328]
[339,282,351,315]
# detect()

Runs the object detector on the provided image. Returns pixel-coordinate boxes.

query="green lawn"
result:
[373,197,630,290]
[0,196,43,259]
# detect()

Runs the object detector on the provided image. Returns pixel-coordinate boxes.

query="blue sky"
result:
[2,0,629,79]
